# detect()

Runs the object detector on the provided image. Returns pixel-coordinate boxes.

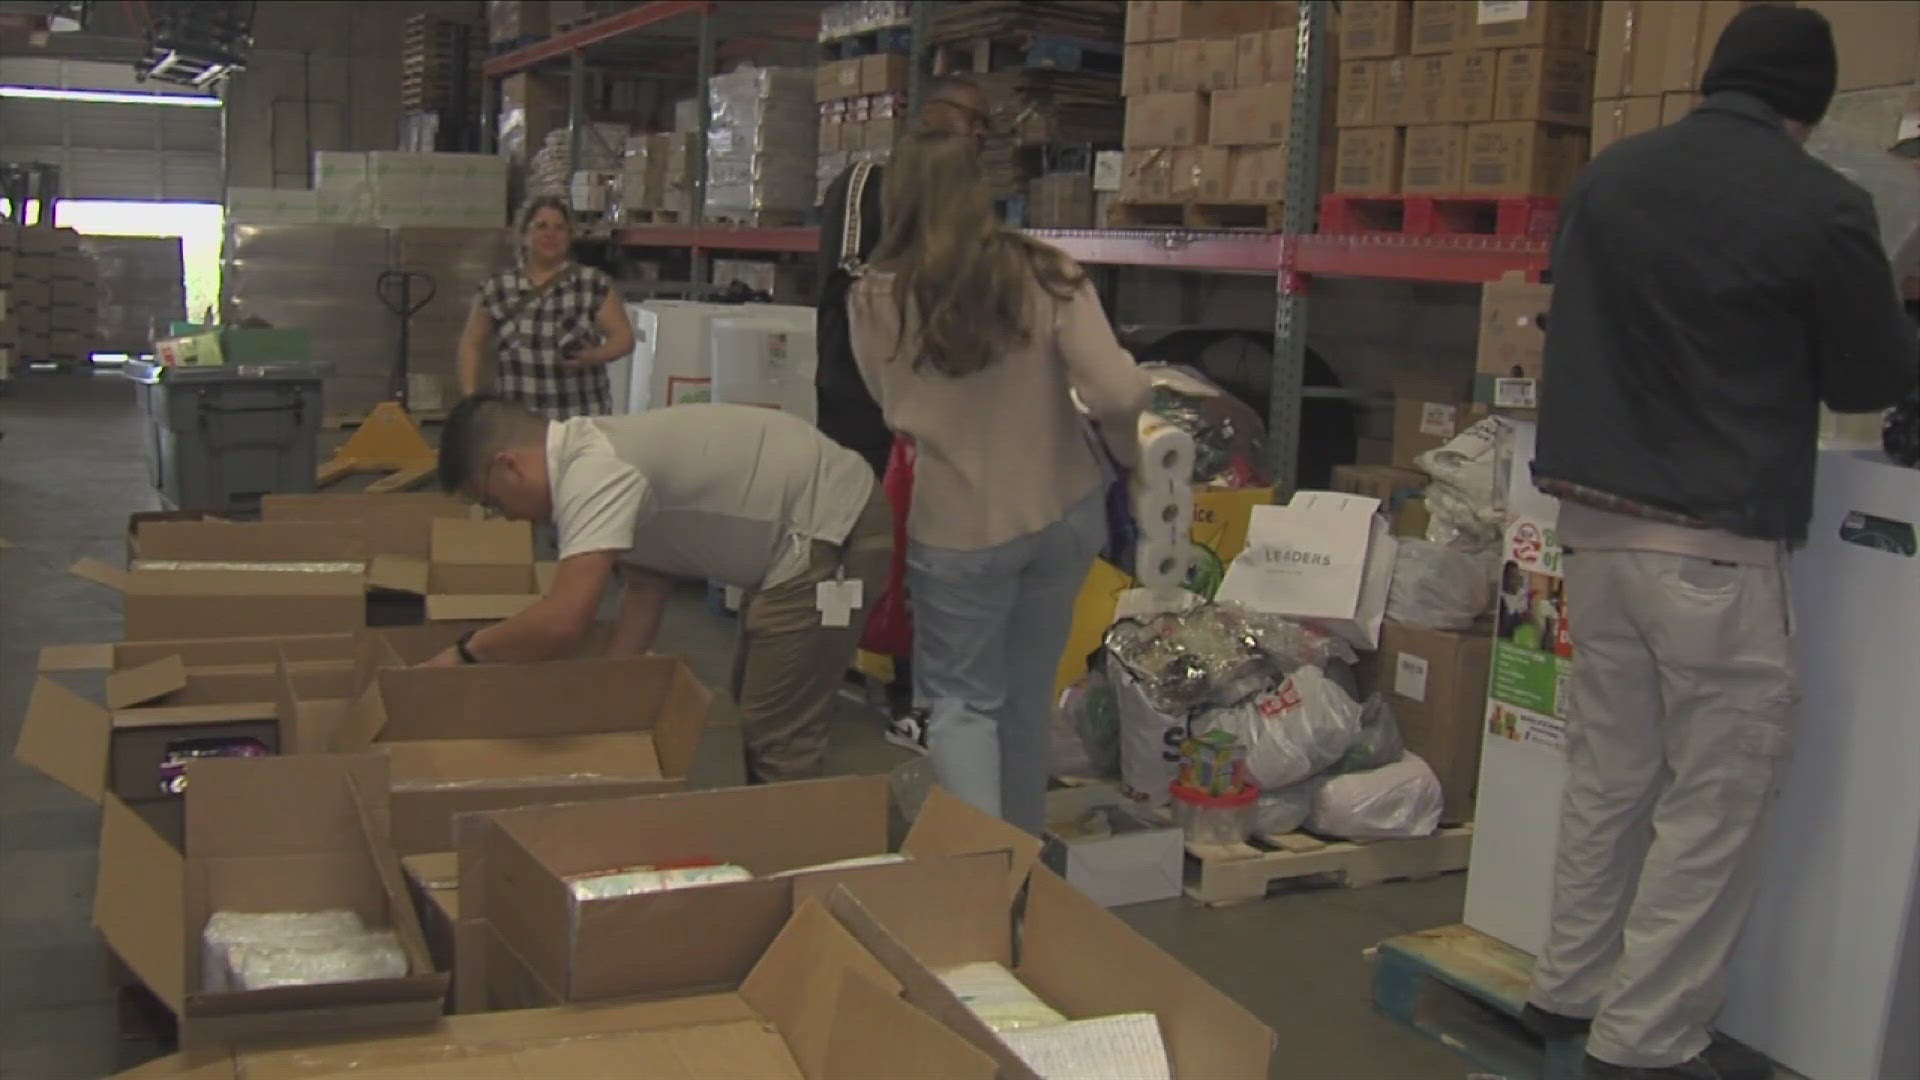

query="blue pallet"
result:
[1372,925,1588,1080]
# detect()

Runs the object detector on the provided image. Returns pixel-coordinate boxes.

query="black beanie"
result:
[1701,5,1839,124]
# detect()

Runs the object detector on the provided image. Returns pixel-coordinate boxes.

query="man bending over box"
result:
[423,394,893,783]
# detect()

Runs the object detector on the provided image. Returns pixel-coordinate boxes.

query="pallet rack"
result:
[478,1,1554,490]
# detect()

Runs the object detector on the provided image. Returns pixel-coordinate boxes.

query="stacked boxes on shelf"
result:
[528,122,627,203]
[486,0,549,48]
[1120,0,1299,223]
[498,72,567,166]
[400,12,485,145]
[708,66,820,224]
[616,128,697,222]
[1333,0,1595,200]
[230,152,508,230]
[815,0,912,207]
[81,237,188,355]
[6,228,99,366]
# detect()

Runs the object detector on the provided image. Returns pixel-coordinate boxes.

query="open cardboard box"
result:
[365,518,556,621]
[95,753,448,1050]
[128,515,370,566]
[67,561,367,641]
[114,899,996,1080]
[827,866,1277,1079]
[258,491,477,560]
[456,776,1043,1010]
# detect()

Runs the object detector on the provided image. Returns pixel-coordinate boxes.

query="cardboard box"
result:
[1364,622,1492,825]
[1494,47,1597,126]
[1042,786,1184,907]
[1124,91,1210,147]
[1411,0,1476,53]
[1462,121,1587,196]
[1124,42,1154,95]
[1594,0,1675,99]
[1331,464,1432,539]
[1589,94,1663,156]
[1406,52,1462,125]
[1128,0,1158,41]
[1804,0,1920,91]
[1336,60,1382,127]
[458,778,1042,1008]
[1342,0,1412,59]
[1149,40,1181,91]
[1235,29,1270,88]
[1475,270,1554,408]
[92,754,447,1049]
[1470,0,1595,50]
[815,58,862,101]
[1401,123,1468,194]
[259,492,475,560]
[1121,147,1174,200]
[128,518,369,565]
[365,518,551,621]
[1209,84,1292,145]
[1229,145,1288,202]
[1376,57,1415,125]
[1155,0,1277,40]
[69,562,365,642]
[1661,90,1697,125]
[828,866,1277,1078]
[1192,146,1236,201]
[128,898,996,1080]
[858,53,909,95]
[1334,127,1406,194]
[1171,36,1238,91]
[1391,374,1478,470]
[1455,48,1500,123]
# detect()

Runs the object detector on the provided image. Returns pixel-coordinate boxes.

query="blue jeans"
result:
[908,490,1106,834]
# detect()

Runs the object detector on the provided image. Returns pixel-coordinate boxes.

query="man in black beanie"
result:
[1525,5,1917,1080]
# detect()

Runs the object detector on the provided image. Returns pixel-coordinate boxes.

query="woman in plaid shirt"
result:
[458,195,636,417]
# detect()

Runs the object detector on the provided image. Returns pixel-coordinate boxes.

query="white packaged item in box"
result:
[938,962,1069,1033]
[1217,492,1398,650]
[770,852,910,878]
[708,307,819,421]
[1307,752,1442,840]
[567,863,752,902]
[1001,1012,1173,1080]
[201,909,367,992]
[225,931,407,991]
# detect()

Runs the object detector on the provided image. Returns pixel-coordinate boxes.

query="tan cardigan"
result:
[848,268,1151,551]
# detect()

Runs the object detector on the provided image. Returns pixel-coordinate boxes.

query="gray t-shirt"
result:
[545,404,874,589]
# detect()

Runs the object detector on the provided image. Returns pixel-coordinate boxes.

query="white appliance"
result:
[708,304,818,423]
[622,300,734,414]
[606,302,644,413]
[1720,449,1920,1080]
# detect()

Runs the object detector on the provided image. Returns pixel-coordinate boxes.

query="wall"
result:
[223,1,485,189]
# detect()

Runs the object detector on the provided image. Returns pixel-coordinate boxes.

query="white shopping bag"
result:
[1217,491,1399,650]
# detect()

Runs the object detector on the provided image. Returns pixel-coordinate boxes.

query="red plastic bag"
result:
[859,436,915,657]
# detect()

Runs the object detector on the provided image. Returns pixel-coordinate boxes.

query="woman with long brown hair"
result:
[457,195,635,417]
[848,130,1150,833]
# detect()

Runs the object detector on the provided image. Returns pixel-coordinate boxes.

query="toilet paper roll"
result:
[1129,477,1194,547]
[1137,415,1196,484]
[1133,537,1192,590]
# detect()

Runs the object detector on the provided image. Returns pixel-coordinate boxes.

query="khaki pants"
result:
[731,485,893,783]
[1529,548,1798,1069]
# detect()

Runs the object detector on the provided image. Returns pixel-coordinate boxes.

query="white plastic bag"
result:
[1252,782,1315,836]
[1306,752,1442,840]
[1387,540,1494,630]
[1195,666,1361,790]
[1114,663,1185,808]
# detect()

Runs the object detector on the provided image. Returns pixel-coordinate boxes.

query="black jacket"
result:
[1534,92,1917,543]
[815,163,891,477]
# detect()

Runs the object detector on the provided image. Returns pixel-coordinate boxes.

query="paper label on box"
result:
[1494,378,1538,409]
[1477,0,1528,24]
[1394,653,1431,702]
[1419,402,1458,438]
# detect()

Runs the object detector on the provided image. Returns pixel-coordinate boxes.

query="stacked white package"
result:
[1131,414,1196,590]
[366,152,510,229]
[313,152,374,225]
[939,962,1068,1032]
[201,909,406,992]
[707,66,819,216]
[567,864,753,902]
[938,961,1176,1079]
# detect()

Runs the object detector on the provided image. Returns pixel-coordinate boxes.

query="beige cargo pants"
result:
[731,485,893,784]
[1529,548,1799,1069]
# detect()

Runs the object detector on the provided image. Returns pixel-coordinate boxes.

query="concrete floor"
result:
[0,372,1474,1079]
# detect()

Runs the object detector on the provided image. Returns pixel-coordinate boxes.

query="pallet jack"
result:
[316,269,441,493]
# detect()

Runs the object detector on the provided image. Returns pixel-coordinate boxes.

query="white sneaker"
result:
[885,709,929,755]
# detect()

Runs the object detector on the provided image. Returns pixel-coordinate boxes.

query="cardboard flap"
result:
[133,521,368,563]
[329,681,391,753]
[741,899,902,1080]
[822,969,998,1080]
[71,557,129,591]
[1018,868,1275,1079]
[367,553,431,595]
[345,774,437,977]
[97,795,187,1011]
[38,643,115,671]
[432,518,534,566]
[107,655,189,710]
[185,752,392,858]
[901,786,1043,903]
[426,594,541,622]
[15,677,111,803]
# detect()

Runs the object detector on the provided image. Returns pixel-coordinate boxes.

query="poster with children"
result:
[1485,421,1570,756]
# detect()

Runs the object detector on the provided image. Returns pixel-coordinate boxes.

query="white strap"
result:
[840,160,877,278]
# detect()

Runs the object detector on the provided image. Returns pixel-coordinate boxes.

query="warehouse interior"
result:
[0,1,1915,1078]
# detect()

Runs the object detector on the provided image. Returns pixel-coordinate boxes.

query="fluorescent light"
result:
[0,85,218,108]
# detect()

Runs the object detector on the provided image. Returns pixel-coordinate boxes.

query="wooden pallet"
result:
[1372,924,1587,1080]
[1105,200,1187,228]
[705,208,811,228]
[1318,194,1561,238]
[616,208,688,225]
[1186,824,1474,905]
[1186,201,1284,231]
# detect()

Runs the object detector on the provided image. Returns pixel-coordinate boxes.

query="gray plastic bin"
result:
[125,360,334,515]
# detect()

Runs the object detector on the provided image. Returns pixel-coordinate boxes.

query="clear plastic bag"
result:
[1194,665,1362,790]
[1053,667,1121,781]
[1387,540,1494,630]
[1252,782,1315,836]
[226,931,407,991]
[1138,363,1273,488]
[1335,695,1406,774]
[202,910,369,993]
[1306,752,1442,840]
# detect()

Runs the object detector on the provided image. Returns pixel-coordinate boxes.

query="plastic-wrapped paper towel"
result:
[568,864,753,902]
[201,910,406,993]
[1132,414,1197,588]
[939,962,1069,1033]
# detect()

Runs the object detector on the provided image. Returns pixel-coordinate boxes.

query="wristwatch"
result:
[455,630,480,665]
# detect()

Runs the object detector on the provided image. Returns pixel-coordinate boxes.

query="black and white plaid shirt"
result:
[479,264,616,418]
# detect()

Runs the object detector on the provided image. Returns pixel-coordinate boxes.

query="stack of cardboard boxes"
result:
[1120,1,1300,211]
[617,129,698,220]
[1333,0,1595,199]
[1593,0,1920,156]
[816,50,910,206]
[2,227,99,367]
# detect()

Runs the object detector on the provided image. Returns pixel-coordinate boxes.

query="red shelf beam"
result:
[1288,234,1551,285]
[1032,229,1285,273]
[483,0,713,77]
[617,225,821,254]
